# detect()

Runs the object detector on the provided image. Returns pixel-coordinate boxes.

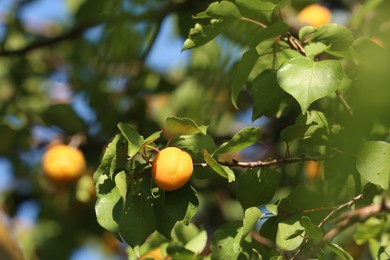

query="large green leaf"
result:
[202,1,241,18]
[300,216,323,239]
[176,134,217,159]
[119,193,156,247]
[356,141,390,190]
[241,207,262,241]
[203,150,235,182]
[231,48,259,108]
[249,21,288,47]
[299,24,354,51]
[216,127,261,154]
[277,58,345,114]
[166,117,208,135]
[237,168,281,209]
[326,242,353,260]
[249,69,285,120]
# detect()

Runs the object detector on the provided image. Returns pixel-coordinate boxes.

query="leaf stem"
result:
[239,17,267,29]
[335,90,354,116]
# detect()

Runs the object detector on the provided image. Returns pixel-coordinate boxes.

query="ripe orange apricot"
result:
[42,144,86,182]
[297,4,332,27]
[140,247,171,260]
[152,147,193,191]
[305,160,322,181]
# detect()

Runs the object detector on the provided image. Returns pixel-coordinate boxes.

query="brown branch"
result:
[250,230,275,249]
[194,154,330,168]
[335,90,354,116]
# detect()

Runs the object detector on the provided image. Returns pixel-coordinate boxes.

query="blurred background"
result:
[0,0,388,259]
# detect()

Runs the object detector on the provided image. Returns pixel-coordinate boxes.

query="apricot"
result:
[297,4,332,27]
[140,247,171,260]
[152,147,193,191]
[305,160,322,181]
[42,144,86,182]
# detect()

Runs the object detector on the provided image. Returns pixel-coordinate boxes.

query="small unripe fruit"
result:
[42,144,86,183]
[152,147,193,191]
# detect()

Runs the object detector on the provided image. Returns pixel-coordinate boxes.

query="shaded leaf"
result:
[249,21,288,47]
[119,193,156,247]
[356,141,390,190]
[277,58,345,114]
[249,69,285,120]
[237,168,281,209]
[326,242,353,260]
[300,216,323,239]
[117,122,144,158]
[231,48,259,108]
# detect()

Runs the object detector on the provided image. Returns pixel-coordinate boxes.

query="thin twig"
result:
[194,154,330,168]
[335,90,354,116]
[239,17,267,29]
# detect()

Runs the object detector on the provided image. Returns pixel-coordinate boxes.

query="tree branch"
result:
[336,90,354,116]
[194,154,330,168]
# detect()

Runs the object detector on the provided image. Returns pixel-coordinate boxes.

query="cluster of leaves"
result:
[94,0,390,259]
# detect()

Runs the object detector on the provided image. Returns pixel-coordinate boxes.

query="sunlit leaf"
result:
[300,216,323,239]
[217,127,261,154]
[95,186,122,233]
[203,149,235,182]
[166,117,208,135]
[277,58,345,114]
[276,218,305,251]
[326,242,353,260]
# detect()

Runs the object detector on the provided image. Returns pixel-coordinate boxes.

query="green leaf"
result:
[231,48,259,108]
[353,217,384,245]
[304,42,330,59]
[356,141,390,190]
[175,134,217,159]
[242,207,262,241]
[119,193,156,247]
[236,0,281,23]
[300,216,323,239]
[93,134,127,186]
[277,58,345,114]
[249,69,285,120]
[210,221,242,260]
[299,24,354,51]
[185,230,208,254]
[114,171,127,202]
[182,18,236,51]
[326,242,353,260]
[280,110,329,145]
[217,127,261,154]
[276,218,305,251]
[143,130,162,146]
[117,122,144,158]
[203,150,235,182]
[166,117,207,135]
[95,186,122,233]
[203,1,241,18]
[164,184,199,225]
[237,168,281,209]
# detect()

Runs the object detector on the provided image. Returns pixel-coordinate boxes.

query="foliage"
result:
[0,0,390,259]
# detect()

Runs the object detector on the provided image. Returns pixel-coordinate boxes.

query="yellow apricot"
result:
[297,4,332,27]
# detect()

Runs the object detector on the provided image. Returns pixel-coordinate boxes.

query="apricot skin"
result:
[42,144,86,182]
[152,147,193,191]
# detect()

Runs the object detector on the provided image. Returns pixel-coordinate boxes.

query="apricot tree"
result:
[94,1,390,259]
